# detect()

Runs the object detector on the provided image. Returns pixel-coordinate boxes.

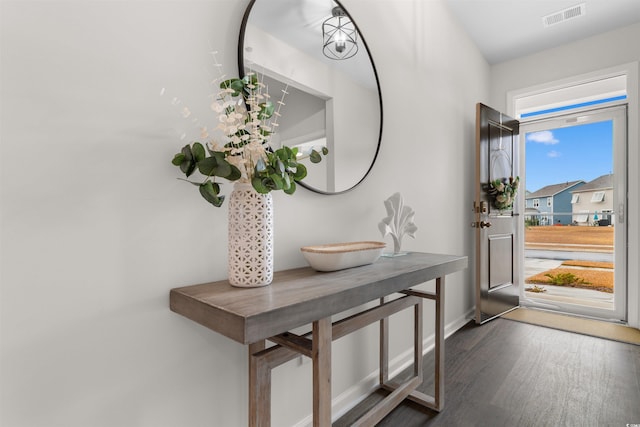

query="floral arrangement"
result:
[487,176,519,210]
[171,71,327,207]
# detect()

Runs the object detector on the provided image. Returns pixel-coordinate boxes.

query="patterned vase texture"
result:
[227,182,274,287]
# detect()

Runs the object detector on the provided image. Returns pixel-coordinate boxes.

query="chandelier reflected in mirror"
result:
[322,6,358,60]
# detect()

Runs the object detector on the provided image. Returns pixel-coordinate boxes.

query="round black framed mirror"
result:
[238,0,383,194]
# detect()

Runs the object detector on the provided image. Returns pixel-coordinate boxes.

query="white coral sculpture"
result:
[378,193,418,254]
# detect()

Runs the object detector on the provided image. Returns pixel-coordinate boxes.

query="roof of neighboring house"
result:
[526,180,585,199]
[571,174,613,193]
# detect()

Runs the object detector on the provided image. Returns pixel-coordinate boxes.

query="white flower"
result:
[209,140,222,152]
[194,74,287,181]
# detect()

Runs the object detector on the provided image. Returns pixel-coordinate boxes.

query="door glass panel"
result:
[521,106,626,321]
[490,125,513,181]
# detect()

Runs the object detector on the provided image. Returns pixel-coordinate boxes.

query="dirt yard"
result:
[526,264,614,293]
[525,225,613,251]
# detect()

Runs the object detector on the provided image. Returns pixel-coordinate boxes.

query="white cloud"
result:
[527,130,559,145]
[547,150,561,158]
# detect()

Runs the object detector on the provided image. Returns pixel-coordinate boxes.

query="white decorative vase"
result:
[227,182,274,287]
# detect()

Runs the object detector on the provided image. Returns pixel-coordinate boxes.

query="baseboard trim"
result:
[291,308,474,427]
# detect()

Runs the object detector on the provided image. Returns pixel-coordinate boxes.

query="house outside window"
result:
[526,180,585,225]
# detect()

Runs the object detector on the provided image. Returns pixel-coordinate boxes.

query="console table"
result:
[170,252,467,426]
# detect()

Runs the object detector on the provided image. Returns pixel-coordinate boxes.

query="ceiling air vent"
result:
[542,3,586,28]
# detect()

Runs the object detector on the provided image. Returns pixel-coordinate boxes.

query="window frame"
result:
[591,191,605,203]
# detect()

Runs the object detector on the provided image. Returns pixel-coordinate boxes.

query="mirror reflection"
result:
[239,0,382,194]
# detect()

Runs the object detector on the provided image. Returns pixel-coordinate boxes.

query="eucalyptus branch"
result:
[170,66,328,207]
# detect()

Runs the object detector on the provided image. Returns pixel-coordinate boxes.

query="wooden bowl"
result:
[300,241,386,272]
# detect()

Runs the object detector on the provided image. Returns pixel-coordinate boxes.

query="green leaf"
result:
[258,101,275,120]
[213,160,231,177]
[310,150,322,163]
[321,147,329,155]
[199,181,224,207]
[277,146,293,161]
[292,163,307,181]
[243,74,258,86]
[283,180,296,195]
[181,161,195,177]
[172,153,185,166]
[197,156,232,178]
[276,159,285,174]
[220,78,244,97]
[252,176,270,194]
[270,173,284,190]
[196,156,217,176]
[181,145,193,160]
[225,164,242,181]
[210,151,227,162]
[178,145,196,177]
[230,80,245,96]
[192,142,206,162]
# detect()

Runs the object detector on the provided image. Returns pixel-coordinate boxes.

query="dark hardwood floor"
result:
[335,318,640,426]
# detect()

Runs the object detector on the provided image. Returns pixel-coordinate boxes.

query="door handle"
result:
[471,221,492,228]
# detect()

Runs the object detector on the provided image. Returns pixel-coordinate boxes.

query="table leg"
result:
[312,317,332,427]
[414,299,423,378]
[379,297,389,385]
[390,283,446,412]
[249,341,269,427]
[434,277,445,411]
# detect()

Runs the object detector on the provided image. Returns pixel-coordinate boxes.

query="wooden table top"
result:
[170,252,467,344]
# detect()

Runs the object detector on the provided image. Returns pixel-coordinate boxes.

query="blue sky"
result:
[525,120,613,193]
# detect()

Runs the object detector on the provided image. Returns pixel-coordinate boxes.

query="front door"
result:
[520,105,627,322]
[474,103,521,324]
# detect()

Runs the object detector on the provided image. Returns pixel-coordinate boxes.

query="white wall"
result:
[490,23,640,328]
[0,1,488,426]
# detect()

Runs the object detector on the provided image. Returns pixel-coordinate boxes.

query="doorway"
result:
[520,106,627,322]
